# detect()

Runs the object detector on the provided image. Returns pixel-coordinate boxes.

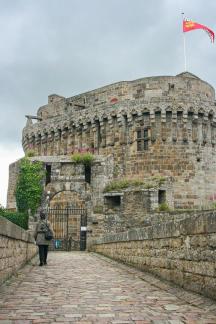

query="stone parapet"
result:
[89,210,216,300]
[0,217,38,285]
[22,72,216,155]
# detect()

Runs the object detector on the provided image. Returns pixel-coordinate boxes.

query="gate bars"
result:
[48,207,87,251]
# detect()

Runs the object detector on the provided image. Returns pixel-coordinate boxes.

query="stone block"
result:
[183,260,215,277]
[207,233,216,248]
[203,277,216,299]
[183,272,204,294]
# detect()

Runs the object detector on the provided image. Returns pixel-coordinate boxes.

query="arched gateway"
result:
[48,190,87,251]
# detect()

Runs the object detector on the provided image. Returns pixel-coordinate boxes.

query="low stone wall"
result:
[0,217,38,285]
[89,211,216,300]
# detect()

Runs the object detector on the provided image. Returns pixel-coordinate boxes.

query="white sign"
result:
[81,226,87,231]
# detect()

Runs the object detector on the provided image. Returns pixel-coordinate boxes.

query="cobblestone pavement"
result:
[0,252,216,324]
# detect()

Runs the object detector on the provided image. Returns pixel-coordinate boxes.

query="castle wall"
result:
[89,210,216,300]
[6,161,20,210]
[35,73,215,120]
[0,217,37,285]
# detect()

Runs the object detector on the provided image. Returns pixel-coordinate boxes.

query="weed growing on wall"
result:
[103,179,145,192]
[25,149,36,157]
[15,158,45,214]
[71,152,95,166]
[158,202,170,212]
[103,176,166,193]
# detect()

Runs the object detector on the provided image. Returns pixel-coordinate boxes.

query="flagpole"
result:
[182,12,187,71]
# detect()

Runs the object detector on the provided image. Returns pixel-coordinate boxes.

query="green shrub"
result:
[158,202,170,212]
[211,202,216,209]
[103,176,167,193]
[0,204,5,215]
[151,175,166,186]
[93,205,104,214]
[71,152,95,166]
[103,179,145,192]
[15,158,45,214]
[143,182,155,189]
[25,149,36,157]
[1,211,28,230]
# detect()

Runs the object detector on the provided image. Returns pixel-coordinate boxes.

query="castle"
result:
[7,71,216,249]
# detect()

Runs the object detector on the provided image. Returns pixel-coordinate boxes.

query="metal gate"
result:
[48,207,87,251]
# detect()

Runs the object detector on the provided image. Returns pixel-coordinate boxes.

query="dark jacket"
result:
[34,219,54,245]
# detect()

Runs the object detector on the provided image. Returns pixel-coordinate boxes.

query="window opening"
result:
[46,164,52,185]
[105,195,121,208]
[85,165,91,184]
[169,83,175,90]
[158,190,166,204]
[137,128,149,151]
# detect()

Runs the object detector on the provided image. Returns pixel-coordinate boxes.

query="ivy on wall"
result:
[15,158,45,214]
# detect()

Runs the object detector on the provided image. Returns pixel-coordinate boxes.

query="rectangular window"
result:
[137,130,142,139]
[104,195,121,209]
[158,190,166,204]
[85,165,91,184]
[137,140,142,151]
[137,128,149,151]
[46,164,51,185]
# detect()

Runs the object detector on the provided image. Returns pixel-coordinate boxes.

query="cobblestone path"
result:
[0,252,216,324]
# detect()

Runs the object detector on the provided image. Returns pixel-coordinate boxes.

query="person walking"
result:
[34,211,54,266]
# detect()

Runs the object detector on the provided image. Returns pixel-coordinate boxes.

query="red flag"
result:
[183,19,214,43]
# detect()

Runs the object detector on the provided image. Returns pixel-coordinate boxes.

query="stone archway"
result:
[48,190,87,251]
[49,190,85,209]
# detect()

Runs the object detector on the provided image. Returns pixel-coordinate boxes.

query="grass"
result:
[103,176,165,193]
[71,152,95,166]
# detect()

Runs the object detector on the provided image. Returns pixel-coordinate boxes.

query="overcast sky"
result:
[1,0,216,206]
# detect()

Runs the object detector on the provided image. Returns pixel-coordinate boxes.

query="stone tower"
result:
[16,72,216,210]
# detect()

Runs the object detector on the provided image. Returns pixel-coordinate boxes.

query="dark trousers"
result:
[38,245,49,265]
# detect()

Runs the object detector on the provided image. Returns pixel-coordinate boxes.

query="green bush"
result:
[93,205,104,214]
[25,149,36,157]
[71,152,95,166]
[143,182,155,189]
[15,158,45,214]
[151,175,166,186]
[158,202,170,212]
[103,179,145,192]
[211,202,216,209]
[1,211,28,230]
[103,176,167,193]
[0,204,5,215]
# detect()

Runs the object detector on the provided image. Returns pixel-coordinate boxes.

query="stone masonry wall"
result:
[89,210,216,300]
[0,217,38,285]
[6,160,20,210]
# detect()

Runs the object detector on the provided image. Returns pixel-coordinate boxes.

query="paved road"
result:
[0,252,216,323]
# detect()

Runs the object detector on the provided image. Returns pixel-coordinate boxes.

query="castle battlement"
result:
[23,72,216,158]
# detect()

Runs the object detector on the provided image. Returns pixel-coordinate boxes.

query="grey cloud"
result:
[1,0,216,145]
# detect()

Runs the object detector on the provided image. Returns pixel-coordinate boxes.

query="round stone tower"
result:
[22,72,216,209]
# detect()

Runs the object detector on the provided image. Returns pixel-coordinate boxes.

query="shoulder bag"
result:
[45,220,53,240]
